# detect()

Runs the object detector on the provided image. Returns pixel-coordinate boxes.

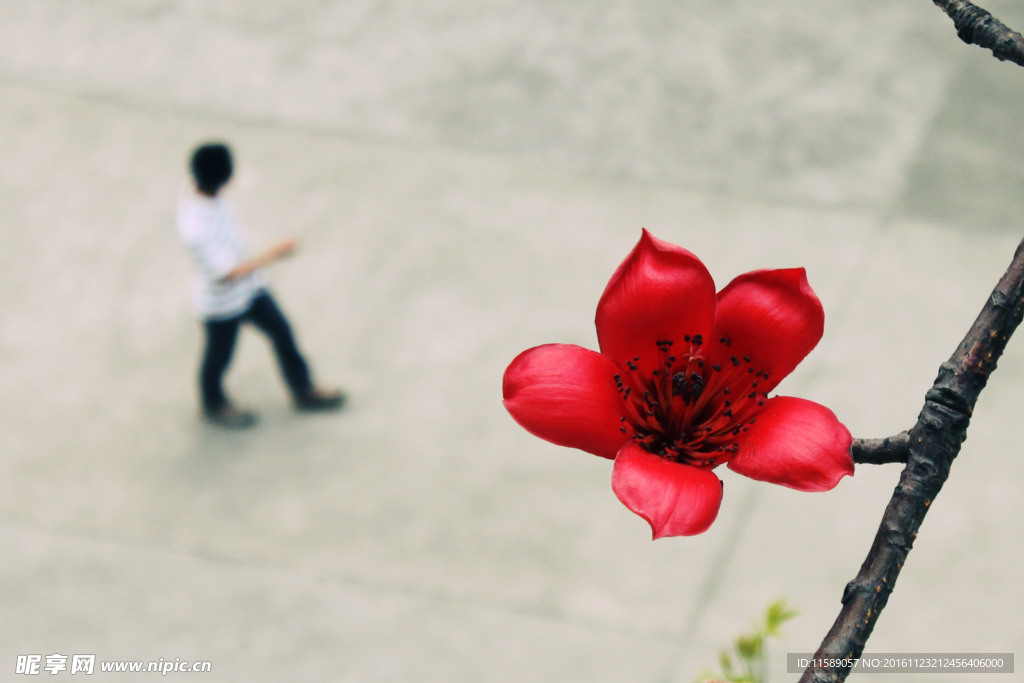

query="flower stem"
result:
[850,433,910,465]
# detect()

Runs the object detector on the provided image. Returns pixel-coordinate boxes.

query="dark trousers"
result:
[199,291,313,411]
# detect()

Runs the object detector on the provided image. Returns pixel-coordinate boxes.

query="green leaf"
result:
[718,650,735,677]
[697,598,799,683]
[764,599,798,636]
[735,634,762,659]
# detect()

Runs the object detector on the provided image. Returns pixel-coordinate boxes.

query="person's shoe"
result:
[203,404,258,429]
[295,387,346,412]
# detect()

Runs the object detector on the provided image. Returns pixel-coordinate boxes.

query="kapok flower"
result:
[503,230,853,538]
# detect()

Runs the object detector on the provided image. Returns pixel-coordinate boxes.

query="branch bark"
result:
[933,0,1024,66]
[801,236,1024,682]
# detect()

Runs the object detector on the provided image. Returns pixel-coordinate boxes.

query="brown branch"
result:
[801,236,1024,683]
[933,0,1024,67]
[851,433,911,465]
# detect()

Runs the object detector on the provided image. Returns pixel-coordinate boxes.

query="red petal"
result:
[611,442,724,538]
[727,396,853,491]
[503,344,628,459]
[713,268,824,393]
[596,230,717,377]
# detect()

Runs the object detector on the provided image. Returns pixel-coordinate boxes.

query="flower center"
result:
[614,335,769,468]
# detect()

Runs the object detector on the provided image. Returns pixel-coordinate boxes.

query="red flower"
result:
[503,230,853,538]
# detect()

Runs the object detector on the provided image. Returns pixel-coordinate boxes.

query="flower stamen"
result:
[616,336,771,468]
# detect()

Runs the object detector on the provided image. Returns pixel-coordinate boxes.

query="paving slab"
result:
[0,0,955,208]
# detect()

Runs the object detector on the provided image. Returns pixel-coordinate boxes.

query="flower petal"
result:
[713,268,824,393]
[727,396,853,491]
[503,344,628,459]
[596,230,717,377]
[611,442,724,538]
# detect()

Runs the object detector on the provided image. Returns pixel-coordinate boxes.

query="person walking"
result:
[177,142,344,428]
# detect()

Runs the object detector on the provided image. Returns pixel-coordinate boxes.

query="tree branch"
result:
[933,0,1024,67]
[801,235,1024,682]
[851,433,911,465]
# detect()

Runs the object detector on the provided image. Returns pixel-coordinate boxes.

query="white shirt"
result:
[177,192,266,319]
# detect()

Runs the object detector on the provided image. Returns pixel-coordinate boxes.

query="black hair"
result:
[189,143,233,195]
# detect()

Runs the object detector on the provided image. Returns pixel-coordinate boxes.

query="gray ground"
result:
[1,2,1023,681]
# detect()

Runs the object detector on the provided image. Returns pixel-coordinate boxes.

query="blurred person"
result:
[177,142,344,428]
